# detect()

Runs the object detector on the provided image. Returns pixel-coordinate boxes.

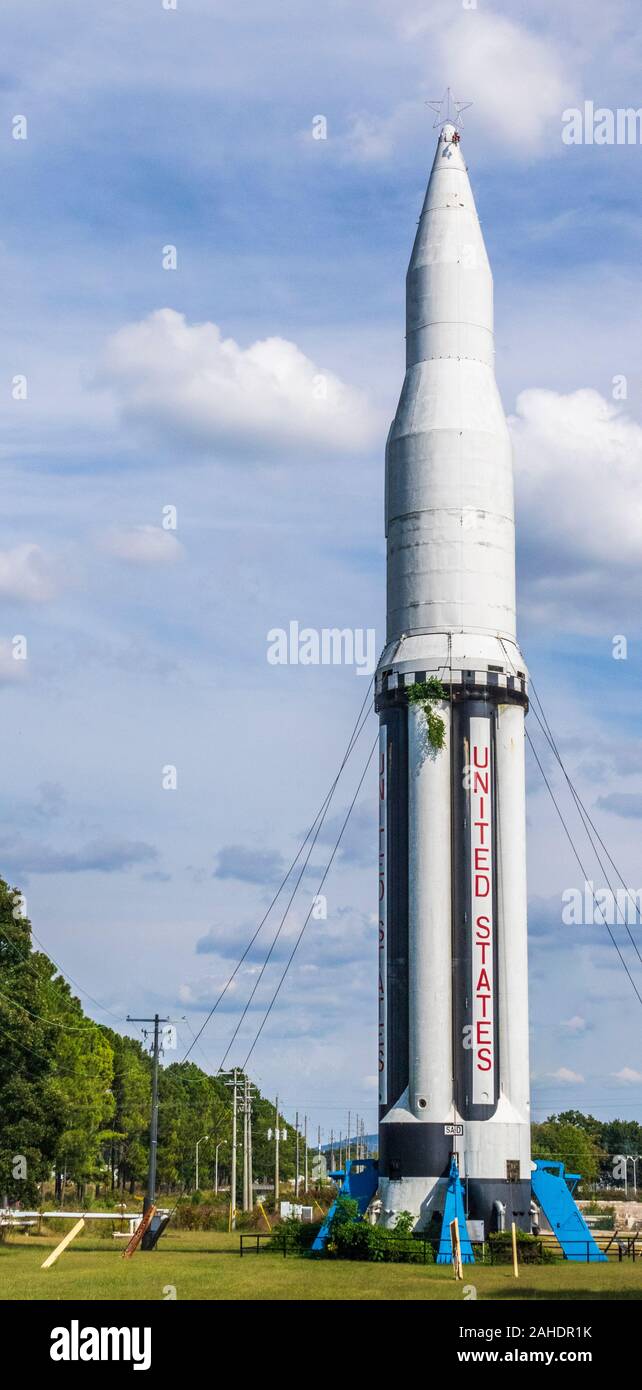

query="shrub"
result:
[327,1206,430,1264]
[584,1201,615,1217]
[268,1216,318,1254]
[488,1230,557,1265]
[172,1202,229,1232]
[296,1220,322,1251]
[329,1196,359,1233]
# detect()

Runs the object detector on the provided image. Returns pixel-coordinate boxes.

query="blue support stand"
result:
[311,1158,379,1252]
[531,1159,607,1262]
[436,1158,475,1264]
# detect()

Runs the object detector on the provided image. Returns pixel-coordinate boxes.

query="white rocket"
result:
[376,123,531,1232]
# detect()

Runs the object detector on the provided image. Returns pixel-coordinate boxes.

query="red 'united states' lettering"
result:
[469,719,495,1102]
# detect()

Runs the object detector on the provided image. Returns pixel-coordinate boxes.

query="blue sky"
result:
[1,0,642,1143]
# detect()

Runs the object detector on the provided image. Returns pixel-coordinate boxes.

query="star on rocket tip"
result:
[426,87,472,130]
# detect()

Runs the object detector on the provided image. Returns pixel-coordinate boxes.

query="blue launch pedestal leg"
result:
[436,1158,475,1264]
[531,1159,607,1262]
[311,1159,379,1252]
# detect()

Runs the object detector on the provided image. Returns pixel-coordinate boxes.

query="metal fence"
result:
[240,1229,641,1263]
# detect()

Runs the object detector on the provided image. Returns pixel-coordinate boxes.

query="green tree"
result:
[53,1024,115,1200]
[101,1031,151,1195]
[532,1119,599,1184]
[0,879,69,1203]
[157,1062,230,1189]
[554,1110,604,1142]
[0,876,333,1212]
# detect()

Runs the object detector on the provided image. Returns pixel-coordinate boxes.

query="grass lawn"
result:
[1,1231,641,1300]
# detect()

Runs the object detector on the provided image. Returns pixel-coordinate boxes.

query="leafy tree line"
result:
[532,1111,642,1190]
[0,878,300,1206]
[1,877,638,1206]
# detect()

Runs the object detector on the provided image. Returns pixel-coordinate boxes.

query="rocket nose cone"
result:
[433,122,467,170]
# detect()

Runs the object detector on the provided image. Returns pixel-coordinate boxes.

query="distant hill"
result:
[321,1134,378,1159]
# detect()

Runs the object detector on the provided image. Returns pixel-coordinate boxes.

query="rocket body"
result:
[376,125,531,1233]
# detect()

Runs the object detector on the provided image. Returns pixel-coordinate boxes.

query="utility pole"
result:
[304,1115,308,1194]
[347,1110,351,1163]
[222,1067,240,1229]
[330,1128,334,1171]
[127,1013,169,1221]
[232,1071,239,1224]
[214,1140,227,1196]
[195,1134,209,1191]
[295,1111,300,1198]
[248,1086,254,1210]
[240,1074,257,1211]
[242,1075,249,1210]
[274,1095,280,1208]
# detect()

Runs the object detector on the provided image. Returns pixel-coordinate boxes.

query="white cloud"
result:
[612,1067,642,1083]
[339,11,569,164]
[549,1066,585,1083]
[339,6,575,160]
[511,388,642,625]
[342,98,424,163]
[100,309,379,458]
[430,10,571,152]
[561,1015,587,1034]
[0,543,57,602]
[103,525,183,566]
[343,3,574,160]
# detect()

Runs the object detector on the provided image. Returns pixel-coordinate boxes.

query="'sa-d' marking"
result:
[378,725,387,1103]
[469,716,495,1104]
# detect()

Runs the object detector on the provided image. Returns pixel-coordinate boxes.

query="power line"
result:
[0,917,125,1024]
[216,701,373,1073]
[180,678,374,1067]
[0,982,104,1033]
[526,729,642,1007]
[0,1013,62,1063]
[180,1014,216,1070]
[0,1009,115,1075]
[498,639,642,1008]
[240,732,378,1071]
[528,679,642,967]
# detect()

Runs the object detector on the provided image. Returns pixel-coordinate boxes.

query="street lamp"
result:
[615,1153,642,1198]
[215,1140,228,1195]
[195,1134,209,1191]
[627,1155,642,1195]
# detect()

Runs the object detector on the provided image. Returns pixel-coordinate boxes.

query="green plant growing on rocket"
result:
[406,678,448,752]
